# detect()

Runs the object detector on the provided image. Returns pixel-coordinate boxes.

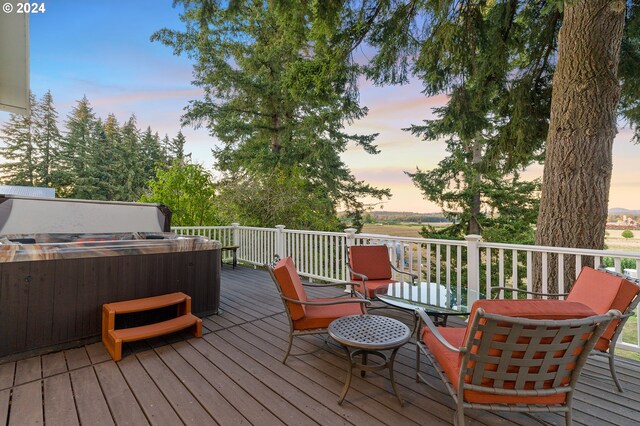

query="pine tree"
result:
[33,90,62,188]
[169,130,185,161]
[116,115,145,201]
[75,119,115,200]
[140,126,162,182]
[0,93,39,186]
[152,0,389,230]
[60,96,96,196]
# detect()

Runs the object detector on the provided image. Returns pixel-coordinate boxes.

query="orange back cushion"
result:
[566,267,624,314]
[349,245,392,280]
[602,277,640,342]
[273,257,307,320]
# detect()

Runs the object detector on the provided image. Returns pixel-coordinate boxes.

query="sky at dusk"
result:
[2,0,639,212]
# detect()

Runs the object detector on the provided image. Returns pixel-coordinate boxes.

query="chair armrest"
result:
[390,264,418,283]
[490,286,568,299]
[417,310,464,354]
[346,264,368,281]
[280,295,370,306]
[301,282,348,288]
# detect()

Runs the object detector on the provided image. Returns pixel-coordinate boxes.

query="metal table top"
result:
[328,315,411,351]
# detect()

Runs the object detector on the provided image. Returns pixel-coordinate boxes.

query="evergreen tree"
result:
[61,96,96,196]
[160,133,172,164]
[140,126,163,182]
[169,130,185,161]
[0,93,39,186]
[363,1,556,240]
[33,90,62,188]
[116,115,145,201]
[75,119,116,200]
[152,0,389,230]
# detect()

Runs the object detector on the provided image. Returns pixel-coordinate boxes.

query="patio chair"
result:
[417,304,620,426]
[347,244,418,299]
[266,256,370,364]
[492,266,640,392]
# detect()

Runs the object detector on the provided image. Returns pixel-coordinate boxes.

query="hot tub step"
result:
[110,314,201,342]
[102,292,202,361]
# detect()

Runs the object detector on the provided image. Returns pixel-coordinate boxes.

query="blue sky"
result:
[2,0,639,212]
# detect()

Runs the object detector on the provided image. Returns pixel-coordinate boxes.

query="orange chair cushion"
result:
[566,267,640,346]
[349,245,392,280]
[462,299,596,347]
[354,279,397,299]
[567,267,624,315]
[273,257,307,321]
[292,298,364,330]
[421,326,567,405]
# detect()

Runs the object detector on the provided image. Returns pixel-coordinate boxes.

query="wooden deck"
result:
[1,265,640,425]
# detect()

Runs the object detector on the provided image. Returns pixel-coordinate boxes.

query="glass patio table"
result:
[374,281,474,326]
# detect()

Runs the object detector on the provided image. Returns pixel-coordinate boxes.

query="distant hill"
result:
[366,211,449,223]
[609,208,640,216]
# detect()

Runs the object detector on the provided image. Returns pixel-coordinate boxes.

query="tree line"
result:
[0,91,187,201]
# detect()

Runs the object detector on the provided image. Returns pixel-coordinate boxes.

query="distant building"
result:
[0,185,55,198]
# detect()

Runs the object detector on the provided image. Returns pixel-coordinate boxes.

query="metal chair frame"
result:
[265,256,369,364]
[491,267,640,392]
[346,245,418,301]
[416,308,619,426]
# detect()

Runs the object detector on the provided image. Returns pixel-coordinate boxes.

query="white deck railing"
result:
[173,224,640,353]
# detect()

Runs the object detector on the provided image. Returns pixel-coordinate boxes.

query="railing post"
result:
[343,228,357,291]
[465,234,481,305]
[344,228,357,248]
[275,225,286,259]
[231,223,240,246]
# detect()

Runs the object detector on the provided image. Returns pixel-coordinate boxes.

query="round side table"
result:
[328,314,411,406]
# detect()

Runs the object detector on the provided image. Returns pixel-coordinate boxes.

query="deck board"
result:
[0,265,639,425]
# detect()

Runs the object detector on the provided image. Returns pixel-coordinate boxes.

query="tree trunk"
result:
[534,0,625,292]
[468,139,482,235]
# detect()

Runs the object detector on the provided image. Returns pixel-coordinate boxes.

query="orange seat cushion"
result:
[354,279,397,299]
[421,326,567,405]
[349,245,392,280]
[462,299,596,348]
[292,297,364,330]
[273,257,307,321]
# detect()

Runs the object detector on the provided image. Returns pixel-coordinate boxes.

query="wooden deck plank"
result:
[171,340,285,426]
[135,349,216,426]
[93,362,149,426]
[13,356,41,386]
[116,355,183,426]
[189,337,319,426]
[43,373,80,426]
[65,347,91,370]
[9,381,43,426]
[0,389,10,425]
[153,343,249,425]
[86,342,112,365]
[42,351,68,377]
[69,366,114,426]
[0,362,15,390]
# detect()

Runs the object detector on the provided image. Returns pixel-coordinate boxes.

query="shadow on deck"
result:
[1,265,639,425]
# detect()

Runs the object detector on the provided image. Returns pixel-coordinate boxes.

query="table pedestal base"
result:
[337,347,404,406]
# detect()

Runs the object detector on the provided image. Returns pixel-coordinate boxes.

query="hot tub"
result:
[0,197,221,360]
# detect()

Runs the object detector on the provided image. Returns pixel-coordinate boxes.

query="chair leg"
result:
[454,408,465,426]
[608,346,624,392]
[416,343,421,383]
[282,333,294,364]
